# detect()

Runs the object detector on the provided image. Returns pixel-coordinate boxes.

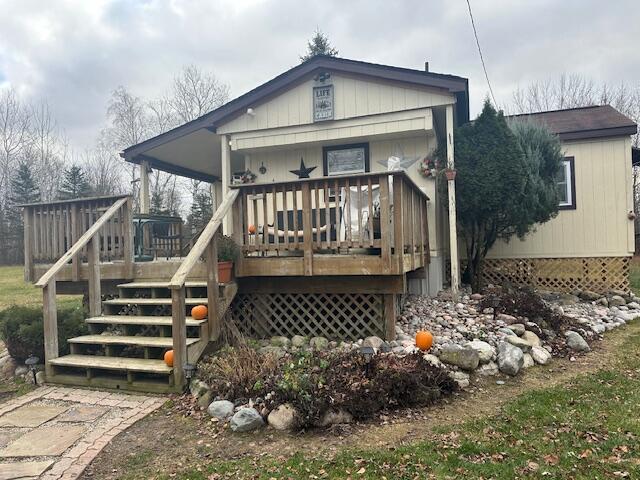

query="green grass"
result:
[166,328,640,480]
[630,257,640,295]
[0,265,81,311]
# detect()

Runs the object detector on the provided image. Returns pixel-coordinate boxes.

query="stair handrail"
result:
[35,195,133,380]
[35,196,132,288]
[167,189,239,388]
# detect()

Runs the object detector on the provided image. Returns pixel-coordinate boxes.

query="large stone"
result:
[190,379,210,398]
[207,400,235,420]
[448,371,470,389]
[259,345,286,358]
[438,344,480,371]
[521,331,541,347]
[230,407,264,432]
[531,346,552,365]
[476,361,499,376]
[317,409,353,427]
[57,405,107,423]
[267,404,299,431]
[422,353,441,367]
[522,353,535,368]
[291,335,307,347]
[608,295,627,307]
[309,337,329,350]
[497,342,524,376]
[362,336,385,351]
[497,313,518,324]
[0,405,67,428]
[505,335,532,353]
[0,424,85,457]
[467,340,495,364]
[580,290,601,301]
[0,460,54,479]
[565,331,590,352]
[270,336,290,348]
[509,324,526,336]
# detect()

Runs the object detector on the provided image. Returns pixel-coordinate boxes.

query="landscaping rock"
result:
[497,342,524,376]
[522,353,534,368]
[448,371,470,389]
[497,313,518,324]
[530,346,552,365]
[362,336,385,351]
[422,353,441,367]
[35,370,46,385]
[476,361,499,376]
[270,336,290,348]
[309,337,329,350]
[208,400,235,420]
[190,379,210,398]
[467,340,495,364]
[259,345,287,358]
[499,327,517,336]
[580,290,601,301]
[230,407,264,432]
[438,344,480,371]
[317,409,353,427]
[565,331,590,352]
[267,404,299,430]
[608,295,627,307]
[14,365,28,377]
[521,331,541,347]
[509,323,526,336]
[291,335,307,347]
[505,335,532,352]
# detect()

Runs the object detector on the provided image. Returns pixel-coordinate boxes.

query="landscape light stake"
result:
[183,363,196,391]
[25,354,39,385]
[360,346,375,377]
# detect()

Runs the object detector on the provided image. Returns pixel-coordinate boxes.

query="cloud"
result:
[0,0,637,151]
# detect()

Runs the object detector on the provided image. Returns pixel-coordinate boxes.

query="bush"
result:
[217,235,239,262]
[0,305,88,361]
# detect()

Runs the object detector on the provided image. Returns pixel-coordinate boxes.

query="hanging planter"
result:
[417,156,439,178]
[445,168,457,181]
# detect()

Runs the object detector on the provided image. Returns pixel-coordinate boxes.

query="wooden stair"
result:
[46,280,237,393]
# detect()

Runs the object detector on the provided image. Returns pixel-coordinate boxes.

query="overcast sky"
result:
[0,0,638,151]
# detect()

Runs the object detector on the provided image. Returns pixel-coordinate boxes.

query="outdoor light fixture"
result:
[183,363,196,390]
[360,346,375,377]
[25,355,39,385]
[488,296,501,320]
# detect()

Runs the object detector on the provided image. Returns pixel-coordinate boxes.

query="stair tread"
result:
[86,315,205,327]
[68,335,200,348]
[49,355,173,374]
[118,281,208,289]
[103,298,207,305]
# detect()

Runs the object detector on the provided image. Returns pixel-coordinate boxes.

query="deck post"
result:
[446,104,460,299]
[171,286,187,389]
[231,194,244,275]
[221,134,232,235]
[70,203,80,282]
[140,160,150,214]
[122,197,134,278]
[379,175,392,271]
[383,293,397,341]
[301,182,313,276]
[393,175,405,273]
[87,235,102,317]
[43,279,58,378]
[23,207,34,282]
[206,238,220,340]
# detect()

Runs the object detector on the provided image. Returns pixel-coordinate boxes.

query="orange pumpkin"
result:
[248,224,257,234]
[415,330,434,351]
[191,304,208,320]
[164,349,174,367]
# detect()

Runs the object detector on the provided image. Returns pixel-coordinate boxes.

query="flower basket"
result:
[445,169,457,181]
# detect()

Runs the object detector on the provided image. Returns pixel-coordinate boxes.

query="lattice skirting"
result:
[481,257,630,294]
[230,292,385,340]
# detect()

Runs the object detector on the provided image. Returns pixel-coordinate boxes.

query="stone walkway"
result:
[0,386,165,480]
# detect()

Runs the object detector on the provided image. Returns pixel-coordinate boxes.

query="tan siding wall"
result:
[488,136,634,258]
[218,74,453,134]
[242,134,443,251]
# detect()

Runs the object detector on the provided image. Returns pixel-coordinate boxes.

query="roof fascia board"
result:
[133,154,219,182]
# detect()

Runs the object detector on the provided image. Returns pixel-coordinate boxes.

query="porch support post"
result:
[221,134,232,234]
[446,104,460,299]
[140,160,150,214]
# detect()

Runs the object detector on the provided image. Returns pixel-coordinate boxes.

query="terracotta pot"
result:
[445,169,457,181]
[218,261,234,284]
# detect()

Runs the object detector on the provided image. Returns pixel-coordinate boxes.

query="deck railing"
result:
[21,195,133,282]
[230,171,429,275]
[32,195,134,378]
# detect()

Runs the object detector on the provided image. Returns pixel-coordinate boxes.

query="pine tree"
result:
[300,29,339,62]
[58,165,93,200]
[7,162,40,263]
[188,190,213,233]
[10,162,40,207]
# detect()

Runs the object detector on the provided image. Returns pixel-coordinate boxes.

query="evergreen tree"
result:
[188,190,213,232]
[300,29,339,62]
[58,165,93,200]
[7,162,40,264]
[440,100,563,292]
[10,162,40,207]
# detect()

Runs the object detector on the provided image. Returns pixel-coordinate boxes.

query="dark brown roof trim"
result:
[558,125,638,141]
[122,55,469,161]
[132,154,218,182]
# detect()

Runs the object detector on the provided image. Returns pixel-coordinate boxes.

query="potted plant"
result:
[217,235,239,283]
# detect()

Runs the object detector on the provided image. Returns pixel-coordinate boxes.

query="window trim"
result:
[558,156,576,210]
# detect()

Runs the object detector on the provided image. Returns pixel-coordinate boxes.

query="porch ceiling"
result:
[126,128,222,182]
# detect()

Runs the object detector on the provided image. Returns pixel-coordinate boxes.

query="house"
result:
[21,56,636,392]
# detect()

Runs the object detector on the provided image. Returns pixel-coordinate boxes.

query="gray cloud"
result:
[0,0,638,151]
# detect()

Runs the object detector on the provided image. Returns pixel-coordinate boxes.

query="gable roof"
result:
[122,55,469,161]
[507,105,637,141]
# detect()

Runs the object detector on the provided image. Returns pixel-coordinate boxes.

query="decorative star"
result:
[290,157,316,179]
[377,143,421,171]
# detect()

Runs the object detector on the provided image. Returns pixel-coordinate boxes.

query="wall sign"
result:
[323,143,370,176]
[313,84,334,122]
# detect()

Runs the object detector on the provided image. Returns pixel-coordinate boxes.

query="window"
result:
[323,143,370,176]
[558,157,576,210]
